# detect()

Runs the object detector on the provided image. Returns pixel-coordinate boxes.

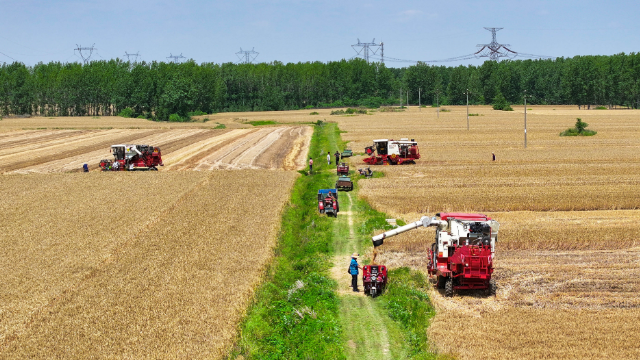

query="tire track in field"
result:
[6,130,203,174]
[193,128,274,170]
[163,129,252,171]
[229,127,287,169]
[0,130,94,151]
[207,128,274,170]
[0,130,162,173]
[0,129,133,160]
[254,126,310,170]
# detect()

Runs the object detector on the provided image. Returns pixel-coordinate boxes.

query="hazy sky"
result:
[1,0,639,67]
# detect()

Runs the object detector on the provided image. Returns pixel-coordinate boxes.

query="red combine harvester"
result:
[337,162,349,175]
[99,144,163,171]
[372,212,500,297]
[363,264,387,297]
[363,138,420,165]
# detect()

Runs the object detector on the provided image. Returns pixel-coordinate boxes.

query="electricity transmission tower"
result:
[236,48,259,63]
[124,51,140,62]
[352,39,383,63]
[74,44,97,63]
[475,28,516,61]
[167,53,186,63]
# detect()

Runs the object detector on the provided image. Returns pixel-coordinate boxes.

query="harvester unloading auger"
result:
[373,213,500,297]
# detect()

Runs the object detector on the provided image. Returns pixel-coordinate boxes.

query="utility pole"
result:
[436,88,441,119]
[465,89,470,130]
[524,90,531,148]
[399,89,402,107]
[406,91,409,108]
[419,88,421,111]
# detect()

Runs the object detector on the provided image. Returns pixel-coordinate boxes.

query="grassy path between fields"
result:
[330,190,408,360]
[230,122,443,360]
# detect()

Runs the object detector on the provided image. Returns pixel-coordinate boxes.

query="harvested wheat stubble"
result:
[11,129,211,174]
[320,106,640,359]
[0,129,159,172]
[428,307,640,360]
[162,129,251,169]
[192,126,311,171]
[0,170,298,359]
[255,126,313,170]
[0,125,310,173]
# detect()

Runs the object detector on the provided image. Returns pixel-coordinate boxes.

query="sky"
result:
[1,0,639,68]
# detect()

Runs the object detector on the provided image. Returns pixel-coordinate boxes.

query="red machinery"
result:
[363,264,387,297]
[100,144,163,171]
[337,162,349,175]
[373,212,500,297]
[363,138,420,165]
[317,189,339,217]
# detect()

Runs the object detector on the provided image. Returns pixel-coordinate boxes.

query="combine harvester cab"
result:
[372,212,499,297]
[100,144,163,171]
[362,264,387,297]
[363,138,420,165]
[317,189,339,217]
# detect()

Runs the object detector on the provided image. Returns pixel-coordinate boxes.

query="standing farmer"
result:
[327,151,331,165]
[309,158,313,174]
[334,151,341,166]
[349,253,362,292]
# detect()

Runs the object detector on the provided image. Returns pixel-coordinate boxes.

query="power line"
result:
[167,53,186,63]
[475,27,516,61]
[365,28,554,64]
[236,47,259,64]
[74,44,97,63]
[0,51,16,61]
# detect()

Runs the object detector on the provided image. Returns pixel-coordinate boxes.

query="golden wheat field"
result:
[213,105,640,359]
[0,121,312,173]
[338,105,640,360]
[0,171,298,358]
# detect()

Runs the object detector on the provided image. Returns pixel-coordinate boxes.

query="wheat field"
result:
[0,171,298,358]
[0,124,311,173]
[206,105,640,359]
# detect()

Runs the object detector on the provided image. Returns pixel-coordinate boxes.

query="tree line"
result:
[1,53,639,120]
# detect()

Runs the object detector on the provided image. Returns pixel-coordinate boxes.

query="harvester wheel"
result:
[436,275,446,289]
[444,278,454,297]
[488,279,497,297]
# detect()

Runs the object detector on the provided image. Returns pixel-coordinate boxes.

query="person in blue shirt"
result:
[349,253,362,292]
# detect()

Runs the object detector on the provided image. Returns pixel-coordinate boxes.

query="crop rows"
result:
[0,125,311,173]
[0,170,298,358]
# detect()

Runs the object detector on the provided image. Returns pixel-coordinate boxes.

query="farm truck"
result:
[100,144,163,171]
[317,189,339,217]
[363,138,420,165]
[372,212,500,297]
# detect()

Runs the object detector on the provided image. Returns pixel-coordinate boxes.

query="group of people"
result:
[307,150,343,174]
